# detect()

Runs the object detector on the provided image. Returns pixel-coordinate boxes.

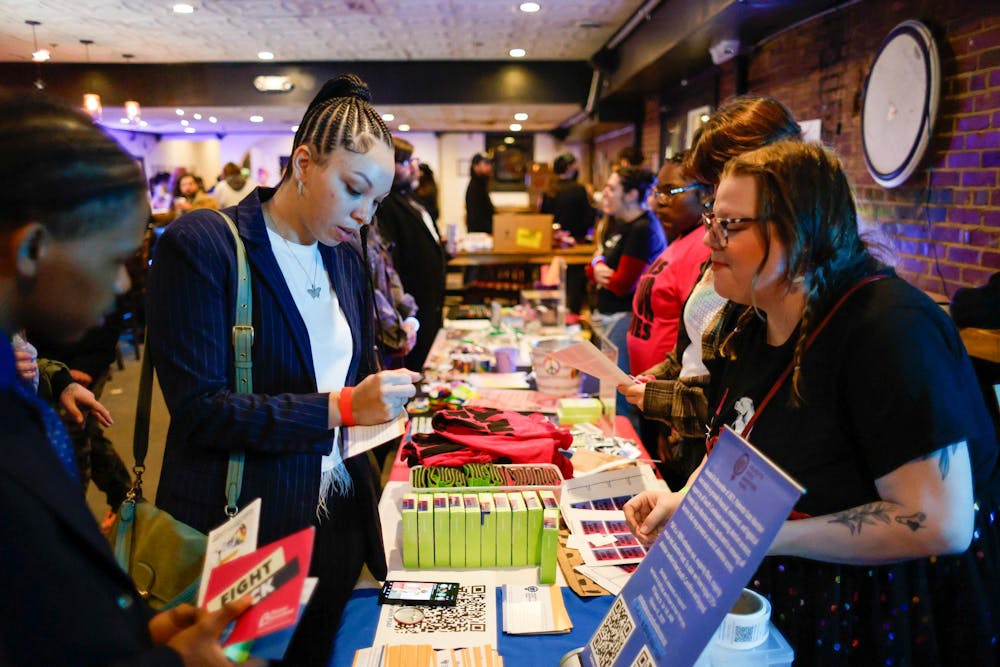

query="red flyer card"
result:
[203,526,315,646]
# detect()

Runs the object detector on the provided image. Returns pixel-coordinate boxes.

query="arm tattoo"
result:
[920,443,960,481]
[827,503,892,535]
[828,503,928,535]
[894,511,927,532]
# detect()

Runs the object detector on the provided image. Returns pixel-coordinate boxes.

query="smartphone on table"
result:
[377,580,460,607]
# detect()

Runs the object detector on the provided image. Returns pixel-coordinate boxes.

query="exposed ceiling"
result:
[0,0,645,133]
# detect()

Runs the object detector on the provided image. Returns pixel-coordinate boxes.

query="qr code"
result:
[589,596,635,667]
[393,584,488,635]
[629,645,654,667]
[734,624,756,644]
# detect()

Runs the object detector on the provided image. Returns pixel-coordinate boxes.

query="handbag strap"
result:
[739,273,887,439]
[216,210,251,517]
[128,210,252,517]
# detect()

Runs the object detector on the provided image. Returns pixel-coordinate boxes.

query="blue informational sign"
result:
[581,427,805,667]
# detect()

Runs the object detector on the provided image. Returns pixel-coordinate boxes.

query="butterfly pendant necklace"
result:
[264,206,323,299]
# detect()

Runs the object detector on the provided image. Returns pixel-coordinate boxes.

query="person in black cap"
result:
[465,151,495,234]
[542,152,596,313]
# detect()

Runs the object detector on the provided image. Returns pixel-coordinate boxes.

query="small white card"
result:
[197,497,262,606]
[501,584,572,635]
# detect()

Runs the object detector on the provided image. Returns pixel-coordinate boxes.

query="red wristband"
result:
[338,387,355,427]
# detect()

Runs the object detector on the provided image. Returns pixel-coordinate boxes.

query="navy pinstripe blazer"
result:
[146,188,385,575]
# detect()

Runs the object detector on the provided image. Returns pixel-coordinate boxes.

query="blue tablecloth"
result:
[330,587,612,666]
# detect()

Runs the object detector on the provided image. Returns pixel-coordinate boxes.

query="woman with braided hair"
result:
[625,141,998,664]
[148,74,420,665]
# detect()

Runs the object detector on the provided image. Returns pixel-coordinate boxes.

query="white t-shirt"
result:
[680,267,727,378]
[266,226,352,474]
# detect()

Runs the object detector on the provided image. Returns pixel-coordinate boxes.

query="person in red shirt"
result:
[627,153,712,375]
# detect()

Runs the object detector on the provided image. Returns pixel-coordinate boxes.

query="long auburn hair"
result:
[722,141,880,404]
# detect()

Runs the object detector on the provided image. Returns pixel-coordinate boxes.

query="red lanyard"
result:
[710,274,888,447]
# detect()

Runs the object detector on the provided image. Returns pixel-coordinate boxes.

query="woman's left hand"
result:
[348,369,422,425]
[593,262,613,288]
[618,382,646,410]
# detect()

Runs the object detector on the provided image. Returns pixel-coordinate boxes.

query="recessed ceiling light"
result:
[173,3,194,14]
[139,120,149,127]
[175,108,184,116]
[208,116,217,123]
[291,125,299,132]
[257,51,274,60]
[509,48,526,58]
[699,113,710,123]
[192,113,202,120]
[504,136,515,144]
[509,123,522,131]
[382,113,395,122]
[249,115,264,123]
[397,124,410,132]
[514,112,528,121]
[519,2,541,13]
[184,127,196,133]
[32,49,50,62]
[119,118,130,124]
[180,119,190,126]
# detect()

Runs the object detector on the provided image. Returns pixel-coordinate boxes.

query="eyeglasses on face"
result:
[701,211,760,247]
[653,182,706,205]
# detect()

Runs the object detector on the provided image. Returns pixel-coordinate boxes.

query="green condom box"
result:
[464,494,481,567]
[539,508,560,584]
[522,490,543,565]
[449,493,465,567]
[401,493,418,569]
[479,493,496,568]
[416,494,434,568]
[433,492,450,567]
[509,492,528,567]
[494,492,512,567]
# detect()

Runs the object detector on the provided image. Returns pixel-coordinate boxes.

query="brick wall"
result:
[743,0,999,296]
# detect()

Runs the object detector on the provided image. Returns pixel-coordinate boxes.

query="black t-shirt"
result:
[597,211,666,314]
[542,180,595,241]
[706,275,998,517]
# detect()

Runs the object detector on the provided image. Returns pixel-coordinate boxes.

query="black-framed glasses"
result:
[653,182,706,205]
[701,211,760,247]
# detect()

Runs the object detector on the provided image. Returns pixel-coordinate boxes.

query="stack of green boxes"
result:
[401,489,561,581]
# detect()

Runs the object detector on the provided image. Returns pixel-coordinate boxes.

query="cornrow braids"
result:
[283,74,393,183]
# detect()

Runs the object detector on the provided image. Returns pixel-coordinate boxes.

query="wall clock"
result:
[861,20,940,188]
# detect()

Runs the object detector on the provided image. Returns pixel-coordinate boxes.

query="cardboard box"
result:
[509,492,528,567]
[433,493,450,567]
[539,509,560,584]
[479,493,496,568]
[449,493,465,567]
[494,493,512,567]
[464,494,481,568]
[522,491,543,565]
[417,495,435,568]
[401,493,418,569]
[492,213,553,253]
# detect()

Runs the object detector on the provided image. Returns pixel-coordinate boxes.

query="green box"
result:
[509,492,528,567]
[493,493,512,567]
[417,494,435,568]
[433,492,450,567]
[464,494,481,568]
[539,508,560,584]
[556,397,603,425]
[401,493,418,569]
[449,493,465,568]
[538,489,559,511]
[479,493,496,568]
[522,491,543,565]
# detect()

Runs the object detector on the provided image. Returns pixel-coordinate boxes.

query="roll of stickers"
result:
[712,588,771,650]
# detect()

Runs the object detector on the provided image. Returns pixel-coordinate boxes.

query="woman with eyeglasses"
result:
[620,96,801,488]
[627,140,999,665]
